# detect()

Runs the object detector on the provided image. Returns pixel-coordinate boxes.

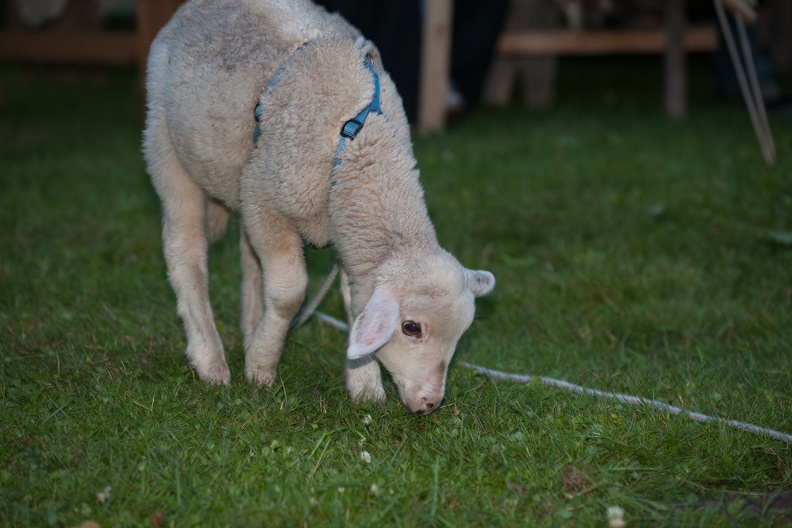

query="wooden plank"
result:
[0,31,137,64]
[418,0,453,133]
[497,26,718,56]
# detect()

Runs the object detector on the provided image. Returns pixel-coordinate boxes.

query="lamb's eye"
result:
[401,320,423,338]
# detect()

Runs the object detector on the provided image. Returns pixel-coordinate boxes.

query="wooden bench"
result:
[0,0,182,75]
[489,0,719,118]
[0,0,453,132]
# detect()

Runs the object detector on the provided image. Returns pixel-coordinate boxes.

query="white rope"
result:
[460,362,792,444]
[290,263,340,329]
[299,310,791,444]
[313,310,350,331]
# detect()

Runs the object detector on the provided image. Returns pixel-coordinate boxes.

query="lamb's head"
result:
[346,252,495,415]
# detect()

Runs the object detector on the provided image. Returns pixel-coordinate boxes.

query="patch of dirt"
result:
[683,490,792,523]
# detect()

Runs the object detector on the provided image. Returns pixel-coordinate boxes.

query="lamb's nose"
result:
[414,399,437,415]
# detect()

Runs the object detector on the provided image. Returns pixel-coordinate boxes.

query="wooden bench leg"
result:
[665,0,687,118]
[483,56,558,110]
[483,57,517,107]
[519,57,557,109]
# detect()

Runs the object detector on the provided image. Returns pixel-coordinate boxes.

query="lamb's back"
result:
[146,0,357,206]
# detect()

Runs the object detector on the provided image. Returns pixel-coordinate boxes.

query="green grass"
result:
[1,57,791,526]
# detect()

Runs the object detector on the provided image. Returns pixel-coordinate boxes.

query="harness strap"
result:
[332,56,383,180]
[253,46,384,186]
[253,42,313,145]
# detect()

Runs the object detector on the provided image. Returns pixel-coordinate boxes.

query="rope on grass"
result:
[297,308,792,445]
[460,362,792,444]
[290,263,340,329]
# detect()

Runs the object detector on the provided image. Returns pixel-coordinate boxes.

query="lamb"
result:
[142,0,495,415]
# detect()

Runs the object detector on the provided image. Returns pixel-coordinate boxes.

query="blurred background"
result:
[1,0,790,129]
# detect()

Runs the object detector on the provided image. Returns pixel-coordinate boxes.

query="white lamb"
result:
[142,0,495,415]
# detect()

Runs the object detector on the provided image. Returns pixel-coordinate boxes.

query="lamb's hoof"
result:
[192,360,231,385]
[349,384,387,404]
[245,367,277,387]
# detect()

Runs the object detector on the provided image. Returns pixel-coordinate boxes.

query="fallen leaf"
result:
[150,509,166,528]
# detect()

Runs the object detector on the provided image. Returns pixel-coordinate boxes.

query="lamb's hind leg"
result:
[240,226,263,338]
[150,149,230,383]
[241,206,307,386]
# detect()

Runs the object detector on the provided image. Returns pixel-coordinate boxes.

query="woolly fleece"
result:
[143,0,494,414]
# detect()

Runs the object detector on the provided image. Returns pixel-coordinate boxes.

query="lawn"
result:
[1,56,791,526]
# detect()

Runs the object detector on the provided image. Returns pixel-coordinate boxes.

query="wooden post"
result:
[665,0,686,118]
[419,0,454,133]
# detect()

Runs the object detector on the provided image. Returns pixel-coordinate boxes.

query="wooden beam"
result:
[497,26,718,56]
[419,0,454,133]
[0,31,138,64]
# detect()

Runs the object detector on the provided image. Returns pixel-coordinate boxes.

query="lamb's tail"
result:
[206,198,231,242]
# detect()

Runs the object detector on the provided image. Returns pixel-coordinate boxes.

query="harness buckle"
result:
[340,117,365,139]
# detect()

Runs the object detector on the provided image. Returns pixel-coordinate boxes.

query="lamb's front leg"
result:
[345,356,386,402]
[241,207,307,386]
[340,268,386,402]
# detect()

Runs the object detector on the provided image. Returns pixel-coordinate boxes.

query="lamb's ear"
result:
[465,269,495,297]
[347,285,400,360]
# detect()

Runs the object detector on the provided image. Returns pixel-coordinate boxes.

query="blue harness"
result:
[254,45,384,186]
